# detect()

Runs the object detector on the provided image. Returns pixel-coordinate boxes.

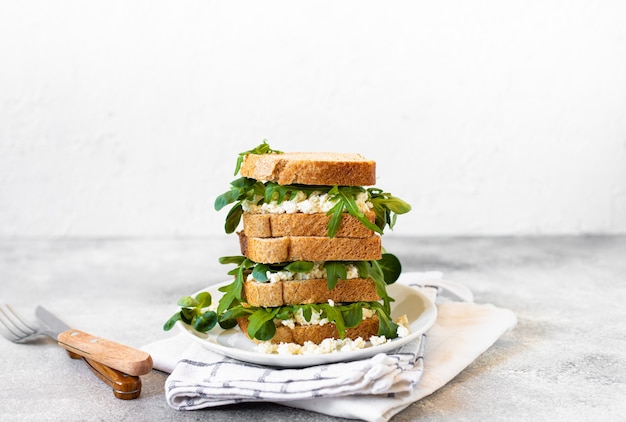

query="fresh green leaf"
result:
[320,304,346,338]
[163,312,181,331]
[180,307,196,324]
[355,261,370,278]
[366,259,395,314]
[252,263,269,282]
[216,257,255,314]
[379,196,412,214]
[224,204,243,234]
[218,318,238,329]
[326,186,382,236]
[214,186,240,211]
[218,255,247,265]
[368,188,411,232]
[193,311,218,332]
[255,320,277,341]
[195,292,212,308]
[302,305,312,322]
[283,261,315,273]
[217,277,242,315]
[219,305,253,321]
[177,296,198,308]
[275,307,293,320]
[324,261,347,290]
[343,304,363,328]
[377,253,402,284]
[326,202,344,238]
[247,308,279,341]
[369,302,399,339]
[217,260,244,312]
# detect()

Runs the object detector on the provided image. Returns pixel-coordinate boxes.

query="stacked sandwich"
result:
[214,141,411,349]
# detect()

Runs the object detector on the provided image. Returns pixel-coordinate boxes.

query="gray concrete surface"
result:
[1,236,625,421]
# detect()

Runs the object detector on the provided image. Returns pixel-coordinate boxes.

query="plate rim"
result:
[175,278,437,368]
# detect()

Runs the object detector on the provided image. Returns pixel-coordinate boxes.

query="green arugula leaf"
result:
[218,255,247,265]
[369,302,400,339]
[214,178,264,232]
[217,261,249,314]
[275,307,293,320]
[326,186,383,236]
[367,259,395,315]
[343,304,364,328]
[219,305,253,321]
[368,188,411,231]
[355,261,370,278]
[302,305,313,322]
[319,304,346,338]
[216,281,240,315]
[247,308,280,341]
[323,261,347,290]
[326,202,344,238]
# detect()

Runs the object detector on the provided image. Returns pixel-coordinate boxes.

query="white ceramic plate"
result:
[176,280,437,368]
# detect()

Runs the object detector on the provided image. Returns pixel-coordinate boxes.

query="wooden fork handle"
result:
[67,351,142,400]
[57,328,153,376]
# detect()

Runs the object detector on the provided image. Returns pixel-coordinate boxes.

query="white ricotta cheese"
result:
[242,191,372,215]
[246,262,360,283]
[254,313,412,355]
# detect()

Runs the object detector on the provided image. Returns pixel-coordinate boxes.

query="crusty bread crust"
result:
[243,277,381,307]
[238,232,382,263]
[242,211,376,238]
[236,315,380,345]
[240,152,376,186]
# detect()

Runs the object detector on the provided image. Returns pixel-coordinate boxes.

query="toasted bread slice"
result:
[240,152,376,186]
[242,211,376,238]
[243,277,381,307]
[238,232,382,263]
[236,315,380,345]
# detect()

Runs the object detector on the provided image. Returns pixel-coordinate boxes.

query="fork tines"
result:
[0,304,37,343]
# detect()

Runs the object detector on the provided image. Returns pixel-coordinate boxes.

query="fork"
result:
[0,304,143,400]
[0,304,56,343]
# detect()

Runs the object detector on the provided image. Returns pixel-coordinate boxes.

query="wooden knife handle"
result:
[57,329,153,376]
[67,351,142,400]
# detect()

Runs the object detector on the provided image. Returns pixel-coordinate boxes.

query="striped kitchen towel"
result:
[165,335,426,409]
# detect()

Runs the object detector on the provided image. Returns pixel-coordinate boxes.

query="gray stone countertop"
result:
[1,235,625,421]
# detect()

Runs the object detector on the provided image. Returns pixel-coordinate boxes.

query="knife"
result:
[35,306,153,376]
[65,349,142,400]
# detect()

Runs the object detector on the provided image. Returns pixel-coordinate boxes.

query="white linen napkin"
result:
[142,272,517,422]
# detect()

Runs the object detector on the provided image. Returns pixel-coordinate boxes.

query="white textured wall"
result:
[1,1,625,238]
